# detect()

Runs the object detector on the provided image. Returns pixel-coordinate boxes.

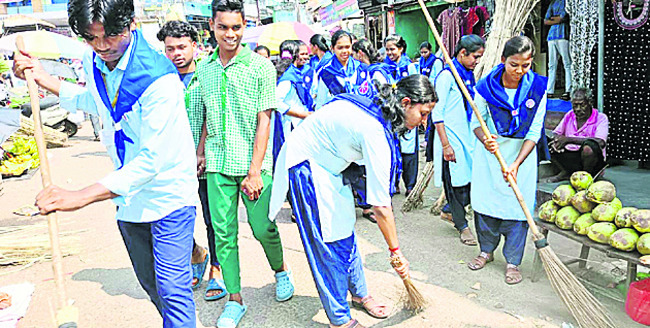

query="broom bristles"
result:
[402,162,434,212]
[390,255,428,312]
[537,246,616,328]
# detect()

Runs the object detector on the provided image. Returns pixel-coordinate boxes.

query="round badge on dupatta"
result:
[525,99,536,109]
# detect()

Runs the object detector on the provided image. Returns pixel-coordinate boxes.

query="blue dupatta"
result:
[438,58,476,121]
[319,56,371,97]
[384,54,411,82]
[475,64,548,139]
[419,54,441,77]
[92,30,177,168]
[331,93,402,196]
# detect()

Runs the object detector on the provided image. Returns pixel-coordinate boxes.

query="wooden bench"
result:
[532,220,650,286]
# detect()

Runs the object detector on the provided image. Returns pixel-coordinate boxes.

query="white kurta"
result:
[276,80,308,137]
[269,101,392,242]
[470,90,547,221]
[431,70,476,187]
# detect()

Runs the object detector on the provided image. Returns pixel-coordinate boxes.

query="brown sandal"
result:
[467,253,493,270]
[460,228,478,246]
[351,295,389,319]
[343,319,365,328]
[440,211,453,224]
[505,266,523,285]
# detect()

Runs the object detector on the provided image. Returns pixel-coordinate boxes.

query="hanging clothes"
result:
[589,0,650,161]
[462,7,480,36]
[474,6,490,37]
[437,7,463,56]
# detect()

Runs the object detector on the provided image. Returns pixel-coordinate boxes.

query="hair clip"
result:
[281,50,292,59]
[391,83,397,89]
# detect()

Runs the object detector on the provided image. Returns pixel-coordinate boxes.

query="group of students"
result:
[11,0,554,326]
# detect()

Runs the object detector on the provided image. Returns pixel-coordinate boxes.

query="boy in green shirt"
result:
[193,0,294,326]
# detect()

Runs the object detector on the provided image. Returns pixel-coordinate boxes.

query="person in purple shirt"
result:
[548,87,608,181]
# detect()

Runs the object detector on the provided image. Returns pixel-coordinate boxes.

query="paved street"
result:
[0,123,640,327]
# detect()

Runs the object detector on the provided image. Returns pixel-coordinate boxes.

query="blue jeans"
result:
[288,161,368,326]
[118,206,196,328]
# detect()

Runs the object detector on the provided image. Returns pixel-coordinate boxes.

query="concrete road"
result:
[0,122,639,327]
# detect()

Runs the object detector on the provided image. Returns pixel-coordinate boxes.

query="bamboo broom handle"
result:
[417,0,543,238]
[15,36,69,308]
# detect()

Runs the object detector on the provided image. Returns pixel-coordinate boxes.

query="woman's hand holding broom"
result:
[389,249,410,279]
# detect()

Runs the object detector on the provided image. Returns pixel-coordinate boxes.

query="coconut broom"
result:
[15,37,79,328]
[416,1,615,327]
[402,161,434,212]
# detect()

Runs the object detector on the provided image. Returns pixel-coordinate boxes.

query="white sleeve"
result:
[315,75,332,110]
[276,81,292,115]
[471,91,489,133]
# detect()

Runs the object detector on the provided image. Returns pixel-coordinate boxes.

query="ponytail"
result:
[373,75,437,135]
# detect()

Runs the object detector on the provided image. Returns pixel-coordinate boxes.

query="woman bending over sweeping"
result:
[269,75,437,327]
[467,36,548,285]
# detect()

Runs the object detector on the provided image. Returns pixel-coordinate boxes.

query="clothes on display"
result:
[566,0,598,90]
[590,0,650,161]
[437,5,490,56]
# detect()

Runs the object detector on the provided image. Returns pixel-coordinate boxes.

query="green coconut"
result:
[586,181,616,204]
[570,171,594,191]
[609,228,640,252]
[555,206,581,230]
[632,209,650,233]
[592,201,622,222]
[637,233,650,255]
[552,184,576,207]
[587,222,618,244]
[615,207,638,228]
[573,213,596,235]
[570,190,597,213]
[538,200,560,223]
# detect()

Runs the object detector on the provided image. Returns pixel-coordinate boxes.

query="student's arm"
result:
[472,92,499,154]
[278,80,310,119]
[506,94,548,183]
[432,72,455,162]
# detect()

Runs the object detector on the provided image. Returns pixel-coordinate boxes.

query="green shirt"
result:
[193,46,277,176]
[185,71,206,179]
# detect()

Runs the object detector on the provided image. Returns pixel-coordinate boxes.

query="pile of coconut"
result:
[538,171,650,254]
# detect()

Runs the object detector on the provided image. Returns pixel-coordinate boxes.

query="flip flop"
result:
[191,252,209,289]
[204,278,227,301]
[217,301,247,328]
[362,211,377,223]
[275,269,295,302]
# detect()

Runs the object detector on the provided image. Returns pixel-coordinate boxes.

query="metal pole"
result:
[597,0,604,110]
[256,0,262,25]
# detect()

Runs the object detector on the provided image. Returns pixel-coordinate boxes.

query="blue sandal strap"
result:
[205,278,227,301]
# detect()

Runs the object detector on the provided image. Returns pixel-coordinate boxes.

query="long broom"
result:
[15,37,79,328]
[416,1,615,327]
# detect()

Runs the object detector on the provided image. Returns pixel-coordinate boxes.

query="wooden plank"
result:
[535,220,650,268]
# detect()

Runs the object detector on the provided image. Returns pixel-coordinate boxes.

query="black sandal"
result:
[362,211,377,223]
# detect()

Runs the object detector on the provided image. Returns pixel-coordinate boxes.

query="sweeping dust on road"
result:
[1,123,635,327]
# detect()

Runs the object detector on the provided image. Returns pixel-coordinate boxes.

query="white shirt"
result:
[270,100,392,242]
[59,37,199,223]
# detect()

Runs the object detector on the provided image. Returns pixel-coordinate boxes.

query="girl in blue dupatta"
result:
[269,75,437,328]
[315,30,372,109]
[431,35,485,246]
[384,34,419,195]
[467,36,547,285]
[273,40,315,164]
[309,34,332,72]
[352,39,392,85]
[418,41,443,78]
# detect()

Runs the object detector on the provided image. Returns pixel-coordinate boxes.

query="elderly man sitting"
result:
[548,87,609,181]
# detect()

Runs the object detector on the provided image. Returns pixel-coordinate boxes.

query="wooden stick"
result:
[416,0,543,239]
[15,36,68,309]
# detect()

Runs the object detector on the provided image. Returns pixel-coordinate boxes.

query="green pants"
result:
[206,172,284,294]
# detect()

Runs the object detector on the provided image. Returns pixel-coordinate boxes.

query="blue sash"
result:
[475,64,548,139]
[419,54,441,77]
[300,64,315,93]
[367,62,393,84]
[330,93,402,196]
[384,54,411,82]
[92,30,177,168]
[279,65,315,111]
[319,56,371,97]
[313,51,334,72]
[438,58,476,121]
